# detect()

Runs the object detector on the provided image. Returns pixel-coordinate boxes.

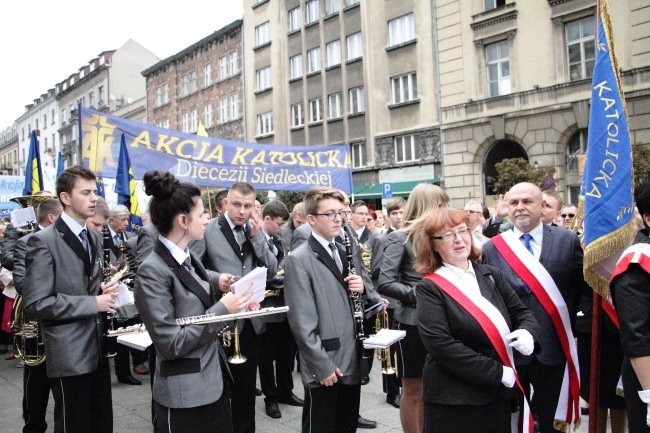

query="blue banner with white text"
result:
[79,107,353,193]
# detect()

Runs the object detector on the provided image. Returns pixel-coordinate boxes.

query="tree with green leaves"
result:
[488,158,557,195]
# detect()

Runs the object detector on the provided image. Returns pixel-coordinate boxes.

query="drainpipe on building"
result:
[432,0,445,189]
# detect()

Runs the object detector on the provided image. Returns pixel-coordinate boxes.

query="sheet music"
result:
[117,331,152,351]
[230,266,267,305]
[10,206,36,228]
[362,329,407,349]
[115,283,134,308]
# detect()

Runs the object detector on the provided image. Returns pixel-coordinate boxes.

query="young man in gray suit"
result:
[285,187,366,433]
[23,165,119,433]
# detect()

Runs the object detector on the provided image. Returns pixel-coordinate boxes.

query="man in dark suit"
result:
[190,182,278,433]
[349,200,378,248]
[13,198,62,433]
[482,182,585,433]
[23,165,119,433]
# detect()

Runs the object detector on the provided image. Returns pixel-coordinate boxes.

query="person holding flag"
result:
[115,133,143,234]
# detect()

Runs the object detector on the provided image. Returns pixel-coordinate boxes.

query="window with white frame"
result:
[392,73,418,104]
[346,32,362,61]
[290,54,303,79]
[308,47,321,73]
[349,87,365,114]
[388,13,415,47]
[394,135,418,163]
[566,16,595,82]
[203,64,212,87]
[346,0,359,5]
[306,0,320,24]
[255,22,271,46]
[257,112,273,135]
[291,103,305,127]
[190,109,198,132]
[219,56,228,79]
[309,98,322,123]
[204,104,213,127]
[181,71,197,96]
[98,86,105,102]
[88,92,94,107]
[162,83,169,104]
[566,129,588,172]
[326,0,339,14]
[486,41,510,97]
[230,51,238,75]
[484,0,505,11]
[326,40,341,67]
[163,119,170,129]
[220,98,229,123]
[182,112,190,132]
[51,109,55,124]
[230,94,239,120]
[351,142,366,168]
[61,109,67,123]
[328,92,342,119]
[289,7,302,31]
[256,66,272,91]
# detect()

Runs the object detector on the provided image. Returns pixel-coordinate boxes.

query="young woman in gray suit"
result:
[134,170,254,433]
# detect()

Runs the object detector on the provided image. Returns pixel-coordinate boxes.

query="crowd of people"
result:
[1,164,649,433]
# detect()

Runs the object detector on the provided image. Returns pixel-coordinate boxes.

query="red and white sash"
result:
[491,230,580,431]
[424,267,534,433]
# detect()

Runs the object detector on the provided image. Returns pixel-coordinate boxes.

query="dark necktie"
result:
[234,225,246,248]
[329,243,343,273]
[520,233,534,256]
[79,229,91,261]
[183,258,211,294]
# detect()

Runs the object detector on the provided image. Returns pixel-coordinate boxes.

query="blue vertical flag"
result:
[115,134,142,233]
[23,130,44,195]
[56,152,65,178]
[95,175,106,199]
[581,0,634,294]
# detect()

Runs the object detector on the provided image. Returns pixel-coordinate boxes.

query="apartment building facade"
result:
[0,126,19,176]
[15,89,60,173]
[143,20,245,142]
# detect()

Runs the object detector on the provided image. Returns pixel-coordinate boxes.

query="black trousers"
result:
[153,387,233,433]
[302,382,361,433]
[516,359,565,433]
[259,318,296,403]
[49,361,113,433]
[23,360,51,433]
[114,317,148,378]
[223,320,261,433]
[622,357,650,433]
[424,397,511,433]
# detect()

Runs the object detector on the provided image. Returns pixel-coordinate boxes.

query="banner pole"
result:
[588,293,603,433]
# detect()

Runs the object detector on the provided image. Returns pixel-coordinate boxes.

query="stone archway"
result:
[483,139,528,196]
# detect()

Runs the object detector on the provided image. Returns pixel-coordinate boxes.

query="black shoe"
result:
[265,401,282,419]
[357,416,377,429]
[581,407,589,416]
[118,375,142,385]
[278,393,304,407]
[386,393,401,408]
[255,387,263,396]
[360,375,370,385]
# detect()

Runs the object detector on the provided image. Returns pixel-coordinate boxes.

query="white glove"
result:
[501,366,515,388]
[638,390,650,427]
[506,329,535,356]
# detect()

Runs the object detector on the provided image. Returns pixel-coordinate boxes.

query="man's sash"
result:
[491,230,580,431]
[424,268,533,433]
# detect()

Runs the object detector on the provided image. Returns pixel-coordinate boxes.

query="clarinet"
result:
[102,224,117,358]
[343,232,366,341]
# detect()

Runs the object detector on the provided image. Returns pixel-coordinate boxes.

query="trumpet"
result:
[375,306,396,375]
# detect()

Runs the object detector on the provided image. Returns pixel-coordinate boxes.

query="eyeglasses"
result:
[432,227,472,241]
[314,211,346,220]
[561,213,575,218]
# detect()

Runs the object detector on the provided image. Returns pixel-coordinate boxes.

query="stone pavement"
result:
[0,350,594,432]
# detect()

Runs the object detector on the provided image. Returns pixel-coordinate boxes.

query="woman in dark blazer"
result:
[134,170,254,433]
[408,208,540,433]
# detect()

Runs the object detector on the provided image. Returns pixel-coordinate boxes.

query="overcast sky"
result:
[0,1,244,128]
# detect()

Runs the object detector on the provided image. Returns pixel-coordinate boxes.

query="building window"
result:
[328,92,342,119]
[395,135,418,163]
[308,48,321,73]
[220,98,229,123]
[289,7,302,31]
[257,112,274,135]
[203,63,212,87]
[389,13,415,47]
[309,98,322,123]
[181,71,197,96]
[155,87,162,107]
[230,94,239,119]
[484,0,505,11]
[292,103,305,127]
[346,0,359,5]
[326,0,339,14]
[61,109,67,123]
[486,41,510,97]
[190,109,198,132]
[43,114,47,129]
[566,16,596,82]
[349,87,365,114]
[162,83,169,104]
[204,104,213,128]
[219,56,228,79]
[306,0,320,24]
[290,54,303,79]
[566,129,588,172]
[230,51,238,74]
[392,73,418,104]
[256,66,272,91]
[88,91,94,108]
[51,109,55,124]
[326,40,341,67]
[351,142,366,168]
[255,22,271,46]
[99,86,104,102]
[182,112,190,133]
[346,32,362,61]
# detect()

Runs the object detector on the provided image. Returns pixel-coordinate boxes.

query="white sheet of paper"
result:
[230,267,267,305]
[10,207,36,228]
[117,332,152,351]
[115,283,134,308]
[362,329,407,349]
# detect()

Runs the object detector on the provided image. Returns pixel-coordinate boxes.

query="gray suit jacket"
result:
[136,224,159,269]
[23,217,105,378]
[135,240,232,409]
[377,231,422,326]
[357,226,378,248]
[190,214,278,334]
[13,229,39,295]
[285,234,361,388]
[279,220,296,256]
[482,224,585,366]
[369,229,398,310]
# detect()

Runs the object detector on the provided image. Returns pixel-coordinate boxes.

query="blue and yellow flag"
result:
[115,133,142,233]
[581,0,634,294]
[56,152,65,178]
[23,130,44,195]
[95,175,106,199]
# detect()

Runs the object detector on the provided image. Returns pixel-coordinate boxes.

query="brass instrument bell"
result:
[375,307,396,375]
